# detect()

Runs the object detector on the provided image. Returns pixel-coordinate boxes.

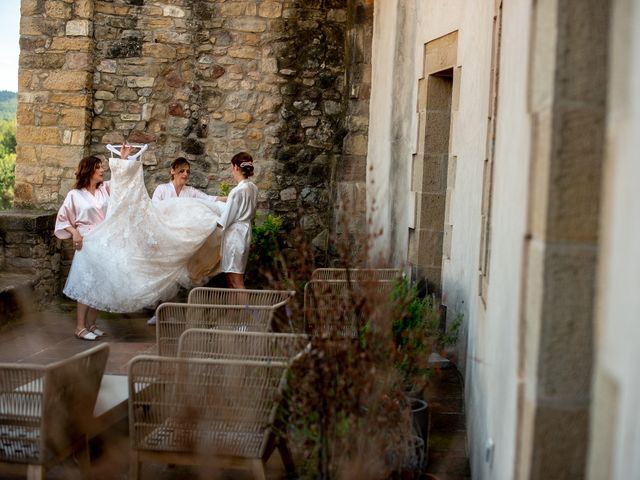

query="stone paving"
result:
[0,297,470,479]
[0,299,155,374]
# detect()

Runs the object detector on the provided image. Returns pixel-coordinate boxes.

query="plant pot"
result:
[406,395,430,468]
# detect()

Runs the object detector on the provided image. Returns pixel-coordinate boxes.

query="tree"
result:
[0,119,16,156]
[0,119,16,209]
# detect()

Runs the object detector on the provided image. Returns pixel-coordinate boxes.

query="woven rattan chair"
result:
[0,344,109,479]
[177,328,309,362]
[156,302,279,357]
[176,329,309,476]
[128,356,289,480]
[303,279,397,337]
[310,267,403,281]
[187,287,295,308]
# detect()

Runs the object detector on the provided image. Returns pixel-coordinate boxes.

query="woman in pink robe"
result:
[54,147,224,333]
[54,149,131,340]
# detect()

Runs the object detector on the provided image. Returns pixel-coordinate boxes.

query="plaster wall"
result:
[477,2,532,478]
[367,0,397,263]
[368,0,461,266]
[588,1,640,478]
[368,1,533,478]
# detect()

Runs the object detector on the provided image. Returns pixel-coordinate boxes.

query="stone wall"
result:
[16,0,94,207]
[0,210,61,306]
[14,0,371,271]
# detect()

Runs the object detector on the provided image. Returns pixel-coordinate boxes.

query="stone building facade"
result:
[4,0,373,302]
[367,0,639,479]
[5,1,640,479]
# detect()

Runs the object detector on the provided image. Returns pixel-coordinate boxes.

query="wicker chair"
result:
[0,344,109,479]
[128,356,290,480]
[156,302,279,357]
[177,328,309,362]
[176,329,309,476]
[187,287,295,308]
[304,279,398,337]
[310,267,402,281]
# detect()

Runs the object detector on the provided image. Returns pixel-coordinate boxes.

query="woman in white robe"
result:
[55,146,224,328]
[55,155,112,340]
[217,152,258,288]
[147,156,225,325]
[152,156,221,204]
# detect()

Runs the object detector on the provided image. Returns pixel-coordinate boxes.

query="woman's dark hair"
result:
[231,151,254,178]
[170,157,191,180]
[74,156,103,189]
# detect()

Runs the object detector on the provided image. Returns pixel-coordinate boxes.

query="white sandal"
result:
[75,328,99,341]
[89,325,106,337]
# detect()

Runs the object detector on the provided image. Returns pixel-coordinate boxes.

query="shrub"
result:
[391,278,461,393]
[0,152,15,209]
[218,180,231,196]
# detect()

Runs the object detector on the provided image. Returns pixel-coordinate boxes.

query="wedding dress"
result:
[63,155,224,312]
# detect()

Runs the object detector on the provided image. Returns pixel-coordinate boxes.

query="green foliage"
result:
[250,213,283,265]
[0,119,16,156]
[0,153,15,209]
[219,181,231,196]
[0,118,16,209]
[391,278,461,391]
[0,91,16,121]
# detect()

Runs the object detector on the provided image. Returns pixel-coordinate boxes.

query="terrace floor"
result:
[0,297,470,479]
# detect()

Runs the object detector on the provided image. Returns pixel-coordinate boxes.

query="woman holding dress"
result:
[217,152,258,289]
[54,148,132,340]
[55,145,225,331]
[146,156,223,325]
[152,157,221,204]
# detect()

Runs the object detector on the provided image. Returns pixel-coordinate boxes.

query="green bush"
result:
[218,181,231,196]
[0,119,16,209]
[250,213,283,267]
[0,119,16,156]
[0,152,15,209]
[391,278,461,392]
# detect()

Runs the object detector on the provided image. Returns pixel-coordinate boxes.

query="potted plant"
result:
[389,278,462,470]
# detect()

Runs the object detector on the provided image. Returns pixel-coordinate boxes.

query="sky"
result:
[0,0,20,92]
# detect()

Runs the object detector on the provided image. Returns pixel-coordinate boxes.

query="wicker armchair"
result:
[187,287,295,308]
[310,267,402,281]
[128,356,290,480]
[304,279,397,337]
[177,328,309,362]
[0,344,109,479]
[176,329,309,476]
[156,302,279,356]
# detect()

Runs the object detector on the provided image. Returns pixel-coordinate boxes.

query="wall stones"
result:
[15,0,94,208]
[14,0,372,273]
[0,211,61,306]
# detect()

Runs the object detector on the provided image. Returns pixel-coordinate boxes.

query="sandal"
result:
[89,325,106,337]
[75,328,99,341]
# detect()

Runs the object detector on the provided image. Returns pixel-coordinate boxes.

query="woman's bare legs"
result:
[76,302,99,339]
[76,302,90,332]
[87,307,98,327]
[226,273,245,289]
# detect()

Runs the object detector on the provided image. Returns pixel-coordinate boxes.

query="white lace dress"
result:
[62,157,224,312]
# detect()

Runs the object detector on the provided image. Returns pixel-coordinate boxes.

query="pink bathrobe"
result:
[54,184,111,239]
